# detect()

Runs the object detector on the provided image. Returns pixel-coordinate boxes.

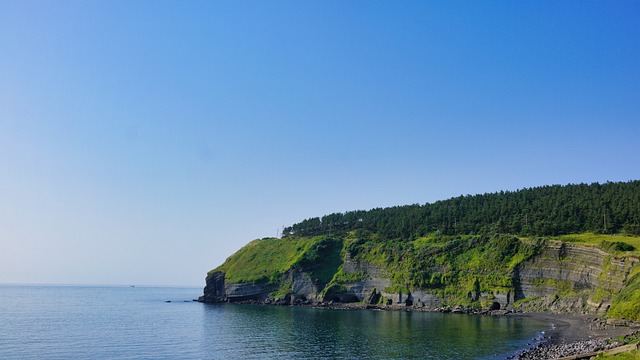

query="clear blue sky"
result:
[1,1,638,286]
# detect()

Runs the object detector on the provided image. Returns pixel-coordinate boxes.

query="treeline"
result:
[283,181,640,239]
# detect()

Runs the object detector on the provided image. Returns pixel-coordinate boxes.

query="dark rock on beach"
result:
[510,317,640,360]
[512,338,620,359]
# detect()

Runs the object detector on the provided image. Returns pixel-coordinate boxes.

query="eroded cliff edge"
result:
[200,234,640,320]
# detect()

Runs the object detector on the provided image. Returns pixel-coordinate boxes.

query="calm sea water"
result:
[0,284,549,359]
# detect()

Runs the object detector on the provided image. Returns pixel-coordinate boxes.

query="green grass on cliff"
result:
[608,269,640,321]
[295,237,343,285]
[210,237,314,284]
[210,236,342,285]
[553,233,640,255]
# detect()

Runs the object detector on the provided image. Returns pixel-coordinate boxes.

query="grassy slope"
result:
[608,269,640,320]
[211,237,316,284]
[552,233,640,256]
[211,236,343,285]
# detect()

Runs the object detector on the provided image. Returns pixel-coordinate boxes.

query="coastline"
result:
[510,312,639,359]
[514,312,630,344]
[219,299,639,359]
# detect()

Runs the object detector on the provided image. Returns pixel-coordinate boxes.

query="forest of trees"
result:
[283,181,640,240]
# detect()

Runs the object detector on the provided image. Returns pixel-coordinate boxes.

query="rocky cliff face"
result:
[514,242,637,314]
[326,253,392,303]
[199,271,226,303]
[198,269,321,304]
[201,241,638,317]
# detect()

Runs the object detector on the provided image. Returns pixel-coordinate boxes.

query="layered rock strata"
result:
[200,241,638,316]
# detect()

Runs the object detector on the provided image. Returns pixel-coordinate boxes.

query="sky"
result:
[1,1,639,287]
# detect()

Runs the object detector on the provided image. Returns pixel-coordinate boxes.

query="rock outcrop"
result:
[199,271,227,303]
[199,269,321,303]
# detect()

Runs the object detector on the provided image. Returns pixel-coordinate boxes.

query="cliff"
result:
[514,242,636,314]
[200,233,640,320]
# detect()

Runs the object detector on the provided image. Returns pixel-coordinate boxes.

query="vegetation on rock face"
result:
[343,233,545,306]
[208,181,640,319]
[294,237,343,286]
[554,233,640,254]
[211,237,318,284]
[608,270,640,321]
[211,236,343,286]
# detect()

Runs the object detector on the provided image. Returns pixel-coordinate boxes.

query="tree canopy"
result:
[283,181,640,239]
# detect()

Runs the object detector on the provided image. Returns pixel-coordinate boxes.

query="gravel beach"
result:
[511,313,639,359]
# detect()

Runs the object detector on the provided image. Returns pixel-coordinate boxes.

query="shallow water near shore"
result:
[0,284,549,359]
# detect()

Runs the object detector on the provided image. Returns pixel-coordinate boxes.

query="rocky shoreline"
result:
[512,330,640,359]
[510,315,640,359]
[513,338,621,359]
[202,298,640,359]
[220,297,518,316]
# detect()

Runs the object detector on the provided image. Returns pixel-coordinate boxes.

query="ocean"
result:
[0,284,548,359]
